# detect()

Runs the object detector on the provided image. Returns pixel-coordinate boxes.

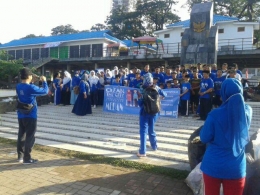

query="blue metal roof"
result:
[0,30,123,49]
[167,15,238,28]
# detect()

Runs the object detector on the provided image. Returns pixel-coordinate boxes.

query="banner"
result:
[160,88,180,118]
[103,86,180,118]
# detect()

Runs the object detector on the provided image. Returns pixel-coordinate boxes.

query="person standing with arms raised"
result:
[16,68,48,164]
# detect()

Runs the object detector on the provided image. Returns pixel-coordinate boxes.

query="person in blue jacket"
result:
[200,78,252,195]
[111,75,122,86]
[72,74,92,116]
[199,70,214,120]
[52,72,62,105]
[70,71,81,105]
[16,68,48,164]
[180,75,191,116]
[137,73,166,157]
[61,71,71,106]
[213,69,226,108]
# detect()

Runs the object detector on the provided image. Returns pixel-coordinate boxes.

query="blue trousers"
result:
[139,113,158,154]
[54,88,61,105]
[70,90,78,105]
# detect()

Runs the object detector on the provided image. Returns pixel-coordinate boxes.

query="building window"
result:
[180,32,184,37]
[164,34,170,38]
[80,45,91,58]
[238,27,245,32]
[218,29,224,33]
[92,44,103,57]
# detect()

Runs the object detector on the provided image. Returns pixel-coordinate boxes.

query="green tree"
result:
[20,34,44,39]
[51,24,79,36]
[185,0,260,21]
[90,23,108,31]
[0,59,23,83]
[136,0,180,33]
[106,8,145,39]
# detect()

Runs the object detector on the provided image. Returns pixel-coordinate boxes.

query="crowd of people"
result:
[50,62,247,121]
[15,66,253,194]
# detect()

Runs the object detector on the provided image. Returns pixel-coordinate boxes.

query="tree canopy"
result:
[51,24,79,35]
[106,8,145,40]
[20,34,44,39]
[0,51,23,82]
[136,0,179,33]
[105,0,179,39]
[90,23,108,31]
[185,0,260,21]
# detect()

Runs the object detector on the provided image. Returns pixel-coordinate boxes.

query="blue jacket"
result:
[16,82,49,119]
[200,79,252,179]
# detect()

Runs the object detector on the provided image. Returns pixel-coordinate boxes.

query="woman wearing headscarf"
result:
[70,71,81,105]
[72,74,92,116]
[200,78,252,195]
[88,70,100,108]
[97,71,105,105]
[52,72,62,105]
[61,71,72,106]
[104,69,112,85]
[137,73,166,157]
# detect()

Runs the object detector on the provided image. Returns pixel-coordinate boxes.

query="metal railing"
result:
[8,37,258,67]
[218,37,257,51]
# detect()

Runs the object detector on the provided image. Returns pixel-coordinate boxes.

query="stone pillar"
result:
[127,61,131,70]
[95,63,98,70]
[41,65,45,76]
[164,60,169,68]
[66,64,71,72]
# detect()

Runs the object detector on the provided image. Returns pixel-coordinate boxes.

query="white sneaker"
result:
[93,105,96,108]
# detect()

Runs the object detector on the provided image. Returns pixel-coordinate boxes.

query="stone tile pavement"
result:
[0,143,192,195]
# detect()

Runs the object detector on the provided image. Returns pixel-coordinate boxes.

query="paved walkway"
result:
[0,143,192,195]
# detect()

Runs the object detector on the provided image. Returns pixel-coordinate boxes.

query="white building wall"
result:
[155,22,256,52]
[216,23,254,50]
[156,28,184,53]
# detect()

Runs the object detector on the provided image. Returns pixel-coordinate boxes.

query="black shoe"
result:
[23,159,38,165]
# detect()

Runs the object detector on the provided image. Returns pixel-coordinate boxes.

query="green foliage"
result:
[185,0,260,21]
[0,59,23,82]
[106,0,179,39]
[106,8,145,39]
[136,0,180,33]
[20,34,44,39]
[90,23,108,31]
[51,24,79,36]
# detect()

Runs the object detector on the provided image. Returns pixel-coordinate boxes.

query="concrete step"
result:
[0,121,188,154]
[1,114,196,137]
[0,130,190,171]
[0,125,189,163]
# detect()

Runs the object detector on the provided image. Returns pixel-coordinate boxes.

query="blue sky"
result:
[0,0,189,44]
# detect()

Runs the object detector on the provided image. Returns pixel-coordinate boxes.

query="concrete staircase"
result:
[0,103,259,171]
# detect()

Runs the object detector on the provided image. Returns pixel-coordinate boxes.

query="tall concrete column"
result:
[164,60,169,68]
[127,61,131,70]
[66,64,71,72]
[41,65,45,76]
[95,63,98,70]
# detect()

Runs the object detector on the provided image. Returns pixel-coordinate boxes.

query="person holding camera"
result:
[16,68,48,164]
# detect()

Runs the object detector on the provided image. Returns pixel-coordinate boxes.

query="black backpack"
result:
[143,87,160,115]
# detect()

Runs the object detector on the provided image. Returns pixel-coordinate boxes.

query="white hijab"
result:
[88,70,99,86]
[63,71,72,85]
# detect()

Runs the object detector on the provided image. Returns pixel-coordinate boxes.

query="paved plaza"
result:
[0,142,192,195]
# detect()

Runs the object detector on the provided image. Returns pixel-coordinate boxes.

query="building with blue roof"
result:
[154,14,259,53]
